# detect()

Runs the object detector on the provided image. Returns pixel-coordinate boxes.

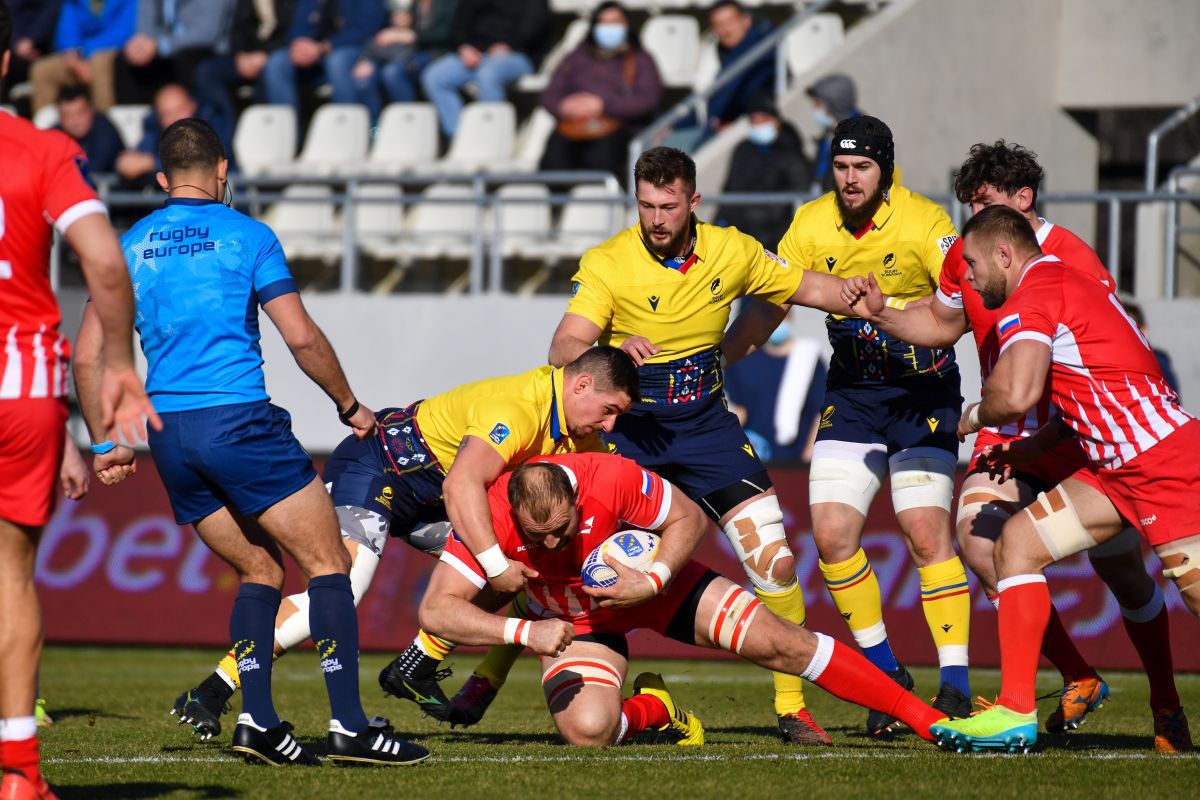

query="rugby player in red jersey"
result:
[420,452,946,746]
[0,2,157,796]
[924,205,1200,752]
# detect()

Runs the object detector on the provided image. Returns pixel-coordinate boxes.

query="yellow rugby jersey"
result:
[567,220,803,403]
[778,184,959,382]
[415,365,603,468]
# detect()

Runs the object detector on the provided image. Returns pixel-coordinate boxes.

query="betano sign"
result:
[37,458,1199,669]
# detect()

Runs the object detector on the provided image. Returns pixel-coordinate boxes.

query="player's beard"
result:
[836,183,885,232]
[977,272,1009,310]
[641,219,690,260]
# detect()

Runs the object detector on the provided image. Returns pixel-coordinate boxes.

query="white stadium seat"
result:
[692,36,721,92]
[518,17,590,93]
[404,183,480,260]
[641,15,701,89]
[32,104,58,130]
[352,183,406,260]
[366,103,438,174]
[544,184,626,259]
[785,12,846,77]
[268,103,368,177]
[264,184,340,261]
[108,104,150,149]
[435,101,516,174]
[549,0,596,13]
[233,105,297,177]
[495,183,553,258]
[495,107,557,173]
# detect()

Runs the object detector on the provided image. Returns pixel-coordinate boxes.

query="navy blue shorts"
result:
[150,401,316,525]
[604,393,770,503]
[816,373,962,455]
[323,421,447,538]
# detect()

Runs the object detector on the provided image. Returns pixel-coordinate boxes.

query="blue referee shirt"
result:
[121,198,297,412]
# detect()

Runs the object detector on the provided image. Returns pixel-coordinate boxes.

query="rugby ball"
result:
[581,530,661,588]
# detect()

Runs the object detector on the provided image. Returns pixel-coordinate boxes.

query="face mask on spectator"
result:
[747,122,778,146]
[767,321,793,346]
[594,24,628,50]
[813,108,836,130]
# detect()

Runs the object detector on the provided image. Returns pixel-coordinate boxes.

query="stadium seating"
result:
[232,105,298,177]
[641,15,702,89]
[365,103,439,175]
[784,12,845,77]
[268,103,369,177]
[403,183,481,260]
[517,17,590,93]
[352,183,407,262]
[541,183,628,260]
[497,107,558,173]
[264,184,341,262]
[434,102,517,174]
[109,105,151,149]
[32,104,57,130]
[495,183,554,260]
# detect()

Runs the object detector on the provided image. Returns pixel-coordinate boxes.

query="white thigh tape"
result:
[707,584,762,654]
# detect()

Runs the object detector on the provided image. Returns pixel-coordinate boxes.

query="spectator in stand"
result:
[3,1,58,100]
[30,0,136,114]
[55,86,124,174]
[806,73,859,192]
[724,307,827,464]
[420,0,550,137]
[262,0,388,123]
[193,0,298,159]
[716,93,812,247]
[115,82,197,188]
[538,1,661,182]
[353,0,458,106]
[1123,298,1182,398]
[114,0,237,104]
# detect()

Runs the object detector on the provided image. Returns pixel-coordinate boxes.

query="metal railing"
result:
[1145,94,1200,191]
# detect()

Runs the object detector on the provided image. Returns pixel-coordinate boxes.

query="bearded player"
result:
[421,452,949,748]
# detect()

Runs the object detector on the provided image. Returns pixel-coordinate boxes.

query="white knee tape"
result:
[273,542,379,653]
[889,448,956,513]
[349,542,381,603]
[955,489,1018,527]
[721,495,793,593]
[707,584,763,654]
[809,441,887,515]
[1086,526,1140,559]
[1157,538,1200,591]
[1026,488,1096,561]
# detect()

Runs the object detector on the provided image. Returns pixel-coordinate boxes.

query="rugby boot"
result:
[448,673,500,728]
[866,664,915,736]
[171,673,234,739]
[0,769,58,800]
[327,717,431,766]
[231,718,321,766]
[632,672,705,745]
[777,709,832,746]
[378,658,454,723]
[931,705,1038,753]
[1044,675,1109,733]
[931,683,973,720]
[1153,707,1194,754]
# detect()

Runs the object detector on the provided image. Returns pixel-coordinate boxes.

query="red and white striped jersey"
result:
[938,219,1114,439]
[0,112,106,400]
[440,452,672,626]
[995,256,1192,469]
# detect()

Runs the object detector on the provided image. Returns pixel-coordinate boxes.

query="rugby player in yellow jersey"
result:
[449,147,863,746]
[169,347,637,737]
[737,115,973,734]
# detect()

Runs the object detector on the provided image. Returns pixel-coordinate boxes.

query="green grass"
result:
[39,646,1197,799]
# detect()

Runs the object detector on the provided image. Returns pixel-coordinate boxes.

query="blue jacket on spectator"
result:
[55,0,139,58]
[289,0,388,49]
[136,0,236,57]
[59,113,125,175]
[707,20,774,125]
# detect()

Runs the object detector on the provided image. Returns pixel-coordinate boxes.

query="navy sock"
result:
[308,573,370,733]
[862,640,900,673]
[941,664,971,697]
[230,582,282,729]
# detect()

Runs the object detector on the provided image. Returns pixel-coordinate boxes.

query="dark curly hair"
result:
[953,140,1044,207]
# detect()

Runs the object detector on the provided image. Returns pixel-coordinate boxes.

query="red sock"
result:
[1122,605,1179,710]
[619,694,669,742]
[811,639,942,742]
[1039,603,1097,683]
[4,736,41,785]
[996,577,1051,714]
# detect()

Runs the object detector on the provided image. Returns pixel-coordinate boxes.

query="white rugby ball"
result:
[581,530,661,588]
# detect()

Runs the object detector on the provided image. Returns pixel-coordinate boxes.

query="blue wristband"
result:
[90,441,117,455]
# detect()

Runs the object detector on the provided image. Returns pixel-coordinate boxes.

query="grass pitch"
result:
[40,646,1198,799]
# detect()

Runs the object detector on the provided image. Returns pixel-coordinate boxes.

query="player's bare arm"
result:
[418,561,572,656]
[720,298,788,366]
[958,339,1051,441]
[584,488,709,609]
[60,434,90,500]
[73,303,138,485]
[786,269,862,317]
[550,312,660,368]
[443,437,538,593]
[845,272,969,348]
[262,292,376,439]
[65,213,161,442]
[977,417,1073,482]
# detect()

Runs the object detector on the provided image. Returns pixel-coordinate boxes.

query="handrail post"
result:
[489,195,504,294]
[340,178,357,293]
[1106,196,1120,281]
[1145,95,1200,192]
[469,173,486,295]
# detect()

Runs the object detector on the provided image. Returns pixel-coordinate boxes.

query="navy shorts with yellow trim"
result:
[816,372,962,456]
[603,393,770,501]
[150,400,316,525]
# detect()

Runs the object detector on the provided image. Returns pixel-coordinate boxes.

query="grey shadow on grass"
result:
[57,784,238,799]
[46,708,138,723]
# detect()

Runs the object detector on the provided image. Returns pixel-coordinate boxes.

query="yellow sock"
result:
[754,581,808,715]
[917,556,971,679]
[217,652,240,689]
[819,548,899,671]
[416,629,455,661]
[472,593,532,689]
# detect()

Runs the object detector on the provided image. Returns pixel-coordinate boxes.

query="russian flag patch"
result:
[640,470,654,498]
[998,313,1021,336]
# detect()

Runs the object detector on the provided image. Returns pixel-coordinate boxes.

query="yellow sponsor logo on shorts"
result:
[820,405,835,430]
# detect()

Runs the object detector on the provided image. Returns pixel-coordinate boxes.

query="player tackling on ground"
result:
[421,452,949,747]
[911,205,1200,752]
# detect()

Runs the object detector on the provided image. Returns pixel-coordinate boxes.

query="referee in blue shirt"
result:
[74,119,428,767]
